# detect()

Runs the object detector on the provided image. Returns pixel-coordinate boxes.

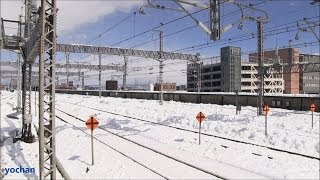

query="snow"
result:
[1,92,39,179]
[60,89,320,97]
[1,91,319,179]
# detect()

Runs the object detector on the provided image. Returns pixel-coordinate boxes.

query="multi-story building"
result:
[187,46,284,94]
[249,48,300,94]
[299,54,320,94]
[187,46,241,92]
[220,46,242,92]
[241,62,284,93]
[187,62,205,92]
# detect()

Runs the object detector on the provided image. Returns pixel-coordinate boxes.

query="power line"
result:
[110,8,207,47]
[173,18,319,53]
[129,0,272,50]
[57,12,136,64]
[125,16,319,65]
[63,0,271,65]
[180,27,319,54]
[87,12,136,45]
[59,40,319,84]
[59,8,206,65]
[58,1,318,74]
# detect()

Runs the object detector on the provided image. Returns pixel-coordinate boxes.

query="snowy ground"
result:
[1,91,319,179]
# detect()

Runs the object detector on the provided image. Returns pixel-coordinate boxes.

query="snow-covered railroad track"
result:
[55,109,228,179]
[54,115,169,179]
[1,95,15,101]
[58,99,320,161]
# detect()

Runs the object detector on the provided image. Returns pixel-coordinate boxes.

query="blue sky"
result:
[60,0,319,54]
[1,0,319,86]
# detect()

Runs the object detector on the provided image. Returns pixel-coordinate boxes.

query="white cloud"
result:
[1,0,143,35]
[57,0,143,34]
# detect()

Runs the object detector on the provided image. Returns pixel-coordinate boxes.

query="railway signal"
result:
[310,103,316,128]
[86,117,99,165]
[263,105,270,136]
[196,112,205,145]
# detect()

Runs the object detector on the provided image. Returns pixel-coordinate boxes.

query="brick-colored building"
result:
[154,82,176,91]
[249,48,300,94]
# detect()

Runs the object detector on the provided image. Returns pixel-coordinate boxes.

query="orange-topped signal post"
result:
[196,112,205,145]
[263,105,270,115]
[86,117,99,130]
[310,103,316,128]
[86,117,99,165]
[310,103,316,112]
[196,112,205,123]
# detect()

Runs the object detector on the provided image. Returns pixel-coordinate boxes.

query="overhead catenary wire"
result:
[116,17,320,65]
[174,23,320,53]
[57,12,137,64]
[87,12,137,45]
[54,1,319,87]
[59,0,273,65]
[122,0,272,50]
[130,13,319,60]
[57,7,206,65]
[130,15,317,51]
[42,34,320,83]
[172,17,320,53]
[110,8,207,47]
[66,40,319,82]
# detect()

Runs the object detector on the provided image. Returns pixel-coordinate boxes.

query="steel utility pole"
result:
[77,64,81,81]
[99,54,102,98]
[38,0,57,178]
[65,53,70,85]
[210,0,220,40]
[197,61,202,92]
[123,56,128,90]
[21,63,34,142]
[158,31,164,105]
[0,0,2,122]
[16,53,22,112]
[21,0,37,143]
[81,72,85,90]
[257,17,266,116]
[0,15,2,137]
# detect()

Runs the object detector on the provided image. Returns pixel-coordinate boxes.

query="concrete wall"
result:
[55,90,320,112]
